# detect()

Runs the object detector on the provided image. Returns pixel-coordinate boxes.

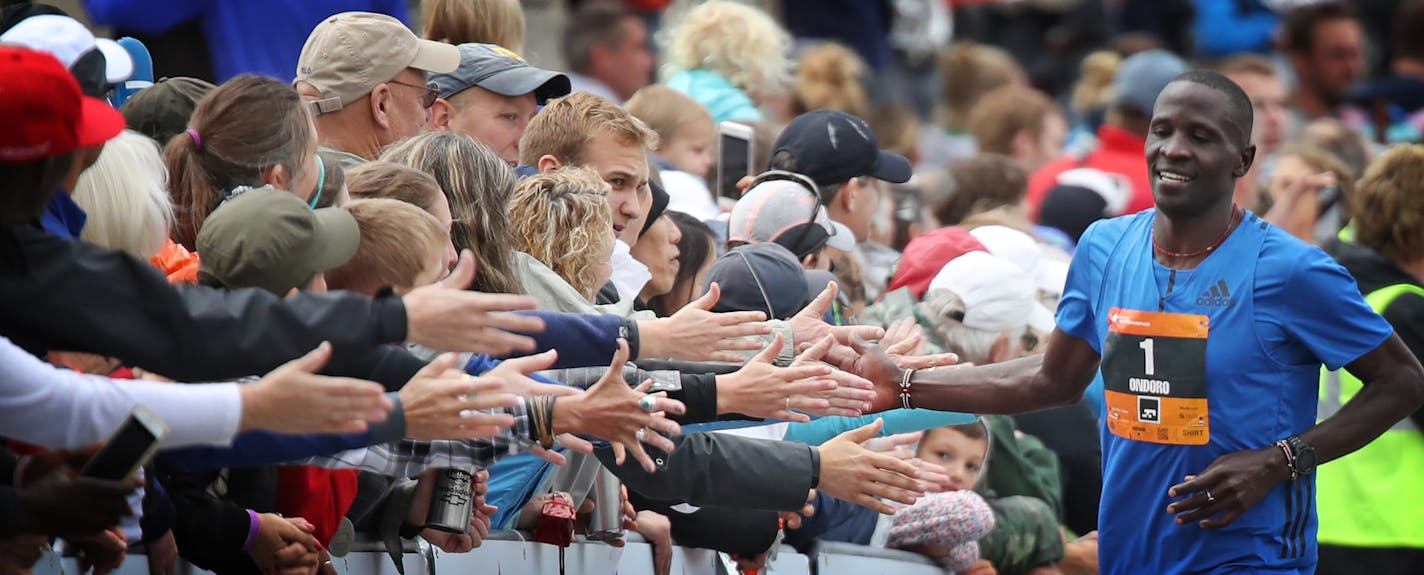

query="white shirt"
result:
[0,337,241,450]
[609,240,652,303]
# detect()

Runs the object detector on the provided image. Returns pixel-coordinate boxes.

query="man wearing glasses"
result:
[294,12,457,168]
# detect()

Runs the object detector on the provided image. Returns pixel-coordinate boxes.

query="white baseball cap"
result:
[969,225,1070,296]
[928,251,1056,333]
[0,15,133,85]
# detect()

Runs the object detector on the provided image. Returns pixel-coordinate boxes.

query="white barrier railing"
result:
[31,533,940,575]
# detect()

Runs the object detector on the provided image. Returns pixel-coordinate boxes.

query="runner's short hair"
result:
[1169,70,1255,147]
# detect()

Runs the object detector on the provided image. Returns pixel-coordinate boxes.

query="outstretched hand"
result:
[791,283,885,346]
[880,318,960,370]
[816,419,933,515]
[402,250,545,356]
[400,354,519,440]
[789,335,876,416]
[556,341,684,473]
[240,342,392,435]
[1166,447,1292,528]
[822,336,907,414]
[716,334,850,422]
[638,283,772,362]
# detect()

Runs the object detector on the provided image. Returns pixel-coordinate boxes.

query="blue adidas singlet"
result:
[1055,210,1392,574]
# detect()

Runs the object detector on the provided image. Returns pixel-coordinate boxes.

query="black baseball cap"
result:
[770,109,912,189]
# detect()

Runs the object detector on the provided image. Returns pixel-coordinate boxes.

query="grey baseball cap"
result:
[1112,49,1189,115]
[729,179,856,258]
[430,43,571,104]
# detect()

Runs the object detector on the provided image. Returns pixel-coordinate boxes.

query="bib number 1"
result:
[1139,338,1155,375]
[1102,308,1210,445]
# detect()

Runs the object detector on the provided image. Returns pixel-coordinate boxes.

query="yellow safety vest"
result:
[1316,283,1424,548]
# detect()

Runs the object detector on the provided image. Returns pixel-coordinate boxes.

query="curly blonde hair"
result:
[510,167,614,300]
[661,0,792,94]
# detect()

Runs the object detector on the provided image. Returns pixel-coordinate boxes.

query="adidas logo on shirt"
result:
[1196,279,1235,307]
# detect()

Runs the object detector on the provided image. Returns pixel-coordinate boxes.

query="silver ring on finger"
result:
[1206,491,1215,503]
[635,428,646,442]
[638,395,658,412]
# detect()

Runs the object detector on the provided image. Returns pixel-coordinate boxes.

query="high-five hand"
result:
[553,341,684,473]
[402,250,546,356]
[637,283,773,362]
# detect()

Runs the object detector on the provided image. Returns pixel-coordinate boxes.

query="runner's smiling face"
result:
[1145,82,1255,220]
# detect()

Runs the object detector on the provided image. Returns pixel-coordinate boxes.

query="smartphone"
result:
[80,405,168,481]
[716,121,754,200]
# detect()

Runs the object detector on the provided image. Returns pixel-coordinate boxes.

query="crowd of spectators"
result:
[1,0,1423,574]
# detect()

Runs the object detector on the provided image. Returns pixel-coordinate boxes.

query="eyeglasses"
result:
[388,79,440,109]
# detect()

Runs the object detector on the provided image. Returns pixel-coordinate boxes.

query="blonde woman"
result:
[509,168,616,302]
[422,0,526,52]
[661,0,792,123]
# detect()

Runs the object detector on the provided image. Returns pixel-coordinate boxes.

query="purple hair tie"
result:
[186,129,203,150]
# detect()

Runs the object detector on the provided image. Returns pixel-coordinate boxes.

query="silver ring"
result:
[635,428,646,442]
[1206,491,1215,503]
[638,395,658,412]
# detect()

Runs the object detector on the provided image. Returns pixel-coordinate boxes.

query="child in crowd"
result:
[885,421,996,573]
[324,199,450,296]
[626,85,720,221]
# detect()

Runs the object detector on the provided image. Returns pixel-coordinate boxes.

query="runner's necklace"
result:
[1152,205,1242,259]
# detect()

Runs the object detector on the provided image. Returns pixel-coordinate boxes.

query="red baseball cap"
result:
[0,46,125,162]
[887,226,988,300]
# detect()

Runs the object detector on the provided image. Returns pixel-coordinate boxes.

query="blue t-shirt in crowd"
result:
[1056,210,1392,574]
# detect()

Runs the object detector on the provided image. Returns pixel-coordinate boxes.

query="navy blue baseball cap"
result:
[770,109,912,189]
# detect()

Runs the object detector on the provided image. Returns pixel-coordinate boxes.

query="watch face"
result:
[1298,447,1317,473]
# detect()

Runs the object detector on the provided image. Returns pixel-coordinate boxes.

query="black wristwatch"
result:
[1275,435,1317,479]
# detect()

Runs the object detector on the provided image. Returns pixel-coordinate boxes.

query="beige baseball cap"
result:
[295,12,460,115]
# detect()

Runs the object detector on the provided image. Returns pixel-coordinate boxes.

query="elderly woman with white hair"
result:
[71,130,174,260]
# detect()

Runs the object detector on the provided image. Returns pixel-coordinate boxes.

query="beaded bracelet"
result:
[899,368,916,410]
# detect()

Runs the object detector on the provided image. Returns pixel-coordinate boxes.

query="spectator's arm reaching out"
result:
[0,337,390,450]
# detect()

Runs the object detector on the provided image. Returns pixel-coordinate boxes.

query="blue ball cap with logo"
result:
[770,109,912,190]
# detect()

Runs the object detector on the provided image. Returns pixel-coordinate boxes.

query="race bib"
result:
[1101,308,1210,445]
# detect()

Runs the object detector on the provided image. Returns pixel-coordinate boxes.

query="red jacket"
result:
[1027,125,1154,220]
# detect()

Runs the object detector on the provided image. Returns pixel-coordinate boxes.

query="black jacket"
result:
[596,433,819,513]
[0,224,632,389]
[1324,238,1424,429]
[0,223,412,384]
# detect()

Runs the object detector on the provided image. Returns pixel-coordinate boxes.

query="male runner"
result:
[840,70,1424,573]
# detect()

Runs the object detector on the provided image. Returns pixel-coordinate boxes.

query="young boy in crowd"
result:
[886,421,996,573]
[625,85,720,221]
[324,199,450,296]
